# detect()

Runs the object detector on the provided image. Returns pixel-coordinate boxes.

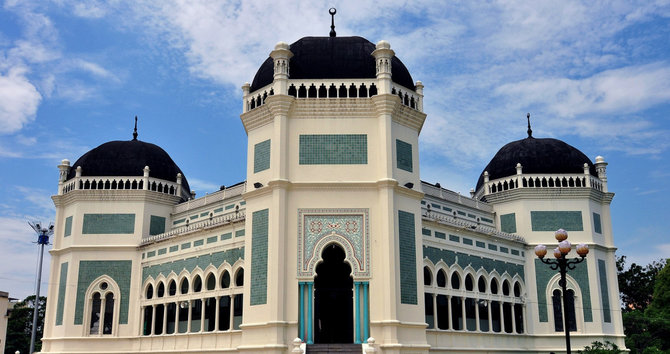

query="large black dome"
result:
[476,136,596,191]
[250,36,415,92]
[67,139,190,192]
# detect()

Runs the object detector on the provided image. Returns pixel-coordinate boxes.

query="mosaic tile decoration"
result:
[297,209,370,278]
[593,212,602,234]
[64,216,73,237]
[396,139,413,172]
[531,211,583,231]
[149,215,166,236]
[254,139,271,173]
[299,134,367,165]
[82,213,135,234]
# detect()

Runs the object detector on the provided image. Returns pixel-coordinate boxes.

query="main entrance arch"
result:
[314,243,353,343]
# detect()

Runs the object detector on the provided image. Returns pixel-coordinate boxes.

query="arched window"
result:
[465,274,474,291]
[491,278,499,294]
[478,276,487,293]
[157,282,165,298]
[235,268,244,287]
[87,279,118,336]
[193,275,202,293]
[206,273,216,291]
[514,282,521,297]
[146,284,153,299]
[552,289,576,332]
[451,273,461,289]
[221,270,231,288]
[180,277,189,294]
[168,280,176,296]
[424,267,433,286]
[437,269,447,287]
[502,280,510,296]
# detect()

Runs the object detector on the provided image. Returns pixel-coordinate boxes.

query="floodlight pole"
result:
[28,222,53,354]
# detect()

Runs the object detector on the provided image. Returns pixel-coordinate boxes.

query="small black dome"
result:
[250,36,415,92]
[476,137,596,191]
[67,140,190,192]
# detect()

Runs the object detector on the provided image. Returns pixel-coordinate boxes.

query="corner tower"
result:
[239,32,428,353]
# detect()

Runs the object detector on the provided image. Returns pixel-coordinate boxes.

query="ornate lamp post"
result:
[534,229,589,354]
[28,221,54,354]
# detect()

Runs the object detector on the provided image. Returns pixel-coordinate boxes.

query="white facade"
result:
[41,37,624,354]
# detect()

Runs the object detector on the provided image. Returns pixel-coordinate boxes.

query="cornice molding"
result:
[52,190,181,207]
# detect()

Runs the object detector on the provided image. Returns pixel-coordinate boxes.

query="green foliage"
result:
[578,340,624,353]
[621,259,670,354]
[4,295,46,354]
[617,256,666,312]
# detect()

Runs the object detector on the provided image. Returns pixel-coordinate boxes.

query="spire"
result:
[329,8,337,37]
[526,112,533,138]
[133,116,138,140]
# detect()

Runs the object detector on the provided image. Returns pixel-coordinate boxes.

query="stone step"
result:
[306,343,362,354]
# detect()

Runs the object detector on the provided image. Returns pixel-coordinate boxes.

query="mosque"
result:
[40,15,625,354]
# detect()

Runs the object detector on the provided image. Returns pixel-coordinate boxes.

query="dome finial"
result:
[329,8,337,37]
[526,112,533,138]
[133,116,138,141]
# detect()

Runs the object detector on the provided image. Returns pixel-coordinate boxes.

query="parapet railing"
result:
[173,182,247,214]
[141,211,246,246]
[475,174,604,200]
[59,175,188,198]
[423,211,526,244]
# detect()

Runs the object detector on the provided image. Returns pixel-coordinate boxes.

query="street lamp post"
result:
[28,222,54,354]
[534,229,589,354]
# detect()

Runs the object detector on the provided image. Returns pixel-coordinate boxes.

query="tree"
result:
[617,256,665,311]
[621,259,670,354]
[578,340,624,353]
[4,295,46,354]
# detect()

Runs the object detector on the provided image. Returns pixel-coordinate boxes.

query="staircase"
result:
[306,343,363,354]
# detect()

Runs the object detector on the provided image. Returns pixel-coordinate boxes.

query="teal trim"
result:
[449,234,460,242]
[476,241,485,248]
[467,213,476,219]
[157,248,167,255]
[442,206,452,212]
[254,139,271,173]
[398,210,418,305]
[463,238,473,245]
[200,212,209,217]
[142,247,244,281]
[511,249,520,256]
[82,214,135,234]
[500,213,516,233]
[396,139,413,172]
[534,258,592,322]
[354,282,361,343]
[221,232,232,240]
[55,262,68,325]
[299,283,305,340]
[149,215,166,236]
[488,244,497,251]
[193,239,204,247]
[434,231,446,240]
[181,242,191,250]
[147,250,156,258]
[169,245,178,253]
[240,201,246,205]
[74,260,132,325]
[299,134,367,165]
[235,229,245,237]
[363,282,369,340]
[213,207,224,213]
[457,210,466,216]
[598,259,611,322]
[531,211,583,231]
[481,217,493,224]
[250,209,269,305]
[225,204,235,210]
[422,228,431,236]
[423,246,524,280]
[173,218,186,225]
[207,236,218,244]
[593,213,602,234]
[64,216,73,237]
[189,215,199,220]
[500,247,509,253]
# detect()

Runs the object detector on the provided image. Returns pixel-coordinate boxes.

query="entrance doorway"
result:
[314,243,353,343]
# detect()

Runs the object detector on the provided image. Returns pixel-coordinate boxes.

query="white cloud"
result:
[0,66,42,133]
[187,177,222,194]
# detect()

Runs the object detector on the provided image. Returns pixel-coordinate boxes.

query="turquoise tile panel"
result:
[534,259,592,322]
[531,211,583,231]
[476,241,486,248]
[213,207,224,213]
[593,213,602,234]
[398,210,418,305]
[181,242,191,250]
[235,229,245,237]
[251,209,269,305]
[449,234,460,242]
[194,239,204,247]
[221,232,232,240]
[74,260,132,325]
[254,139,271,173]
[200,212,210,217]
[207,236,218,244]
[64,216,73,237]
[442,206,452,212]
[173,218,186,225]
[149,215,166,236]
[299,134,367,165]
[147,251,156,258]
[481,217,493,224]
[422,228,431,236]
[142,247,244,281]
[500,213,516,234]
[467,213,476,219]
[82,214,135,234]
[190,215,199,220]
[396,139,413,172]
[157,248,167,255]
[488,244,497,251]
[463,238,473,245]
[240,201,246,205]
[434,231,446,240]
[500,247,509,253]
[511,249,520,256]
[598,259,611,322]
[55,262,68,325]
[225,204,235,210]
[423,245,524,280]
[169,245,179,253]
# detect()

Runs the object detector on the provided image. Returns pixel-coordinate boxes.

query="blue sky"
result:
[1,0,669,300]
